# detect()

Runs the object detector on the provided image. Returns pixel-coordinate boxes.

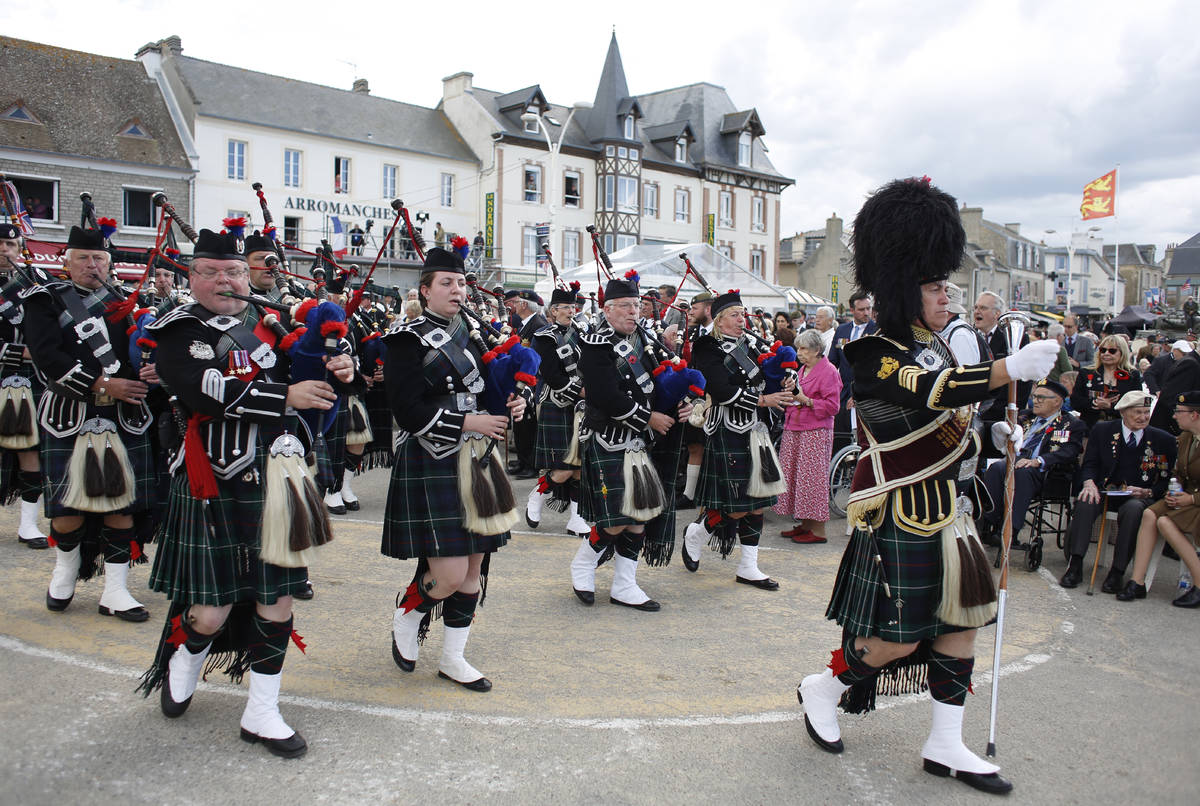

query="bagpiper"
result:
[137,228,349,758]
[525,283,590,537]
[568,271,692,611]
[21,226,158,621]
[0,222,49,548]
[793,178,1059,795]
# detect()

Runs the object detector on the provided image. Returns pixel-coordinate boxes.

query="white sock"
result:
[683,464,700,498]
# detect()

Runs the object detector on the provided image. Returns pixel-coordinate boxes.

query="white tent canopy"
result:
[534,242,798,313]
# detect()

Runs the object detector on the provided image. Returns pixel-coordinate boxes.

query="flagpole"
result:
[1113,164,1120,316]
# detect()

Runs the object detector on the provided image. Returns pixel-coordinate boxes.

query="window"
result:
[750,249,764,277]
[563,171,581,208]
[562,232,579,269]
[284,149,302,188]
[643,184,658,217]
[1055,255,1067,271]
[604,234,614,254]
[283,216,301,246]
[523,165,542,203]
[616,234,637,252]
[718,244,732,259]
[522,226,539,267]
[752,197,765,232]
[738,132,752,167]
[226,209,250,221]
[675,138,688,163]
[629,148,638,162]
[440,173,454,208]
[719,191,733,227]
[606,145,615,157]
[601,175,614,211]
[227,139,246,180]
[624,115,635,139]
[118,119,150,138]
[2,102,40,124]
[334,157,351,194]
[123,189,156,228]
[524,116,540,134]
[381,164,397,197]
[7,176,57,221]
[618,147,627,159]
[617,177,638,213]
[674,189,689,222]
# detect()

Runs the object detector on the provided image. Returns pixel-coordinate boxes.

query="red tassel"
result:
[47,533,57,548]
[588,526,604,549]
[771,340,782,351]
[398,581,422,613]
[968,682,975,695]
[129,540,143,562]
[536,475,550,494]
[344,288,364,317]
[290,630,307,654]
[781,361,798,369]
[136,337,157,350]
[104,295,138,323]
[828,648,849,677]
[184,413,219,500]
[704,509,722,529]
[166,614,187,649]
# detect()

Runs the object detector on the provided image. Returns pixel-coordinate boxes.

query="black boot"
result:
[1059,555,1084,588]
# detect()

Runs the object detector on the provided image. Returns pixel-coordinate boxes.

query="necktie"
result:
[1128,433,1138,449]
[1023,419,1045,455]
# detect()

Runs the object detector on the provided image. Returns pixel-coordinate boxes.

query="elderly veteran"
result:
[1060,391,1176,591]
[1117,390,1200,607]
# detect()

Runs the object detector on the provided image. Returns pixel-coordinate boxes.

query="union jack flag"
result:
[1,181,35,236]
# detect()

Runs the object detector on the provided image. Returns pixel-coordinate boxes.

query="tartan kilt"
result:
[0,449,17,505]
[825,503,970,643]
[320,403,349,488]
[641,423,685,566]
[362,386,394,470]
[39,413,154,519]
[533,401,575,471]
[696,426,777,513]
[578,433,674,529]
[381,437,511,559]
[149,451,307,605]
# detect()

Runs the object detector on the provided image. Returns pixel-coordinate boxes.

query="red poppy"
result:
[1115,369,1130,381]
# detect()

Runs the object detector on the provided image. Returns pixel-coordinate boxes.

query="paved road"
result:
[1,468,1197,804]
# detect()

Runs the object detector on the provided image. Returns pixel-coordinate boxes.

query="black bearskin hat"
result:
[852,177,963,342]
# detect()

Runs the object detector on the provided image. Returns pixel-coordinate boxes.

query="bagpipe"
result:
[251,182,302,299]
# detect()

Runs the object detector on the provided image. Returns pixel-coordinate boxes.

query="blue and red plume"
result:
[570,280,580,292]
[451,235,470,260]
[624,269,640,284]
[97,217,118,240]
[264,224,278,242]
[222,217,247,239]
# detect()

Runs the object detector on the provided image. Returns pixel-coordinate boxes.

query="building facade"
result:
[778,214,850,307]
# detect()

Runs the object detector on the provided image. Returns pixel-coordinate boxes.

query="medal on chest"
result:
[229,349,253,377]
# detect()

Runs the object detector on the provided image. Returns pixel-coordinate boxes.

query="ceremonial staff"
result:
[987,309,1030,758]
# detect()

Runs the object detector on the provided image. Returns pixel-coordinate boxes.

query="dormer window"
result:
[624,114,635,139]
[738,131,752,167]
[675,138,688,163]
[2,102,41,124]
[118,119,151,138]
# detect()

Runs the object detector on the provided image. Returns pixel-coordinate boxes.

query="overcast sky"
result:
[4,0,1197,260]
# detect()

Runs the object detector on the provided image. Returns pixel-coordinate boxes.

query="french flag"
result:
[330,215,348,258]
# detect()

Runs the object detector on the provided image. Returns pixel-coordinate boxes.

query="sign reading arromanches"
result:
[283,196,396,221]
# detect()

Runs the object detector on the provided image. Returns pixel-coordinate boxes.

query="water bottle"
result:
[1169,477,1183,497]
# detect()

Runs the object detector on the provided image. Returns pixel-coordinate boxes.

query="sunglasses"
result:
[1098,347,1121,354]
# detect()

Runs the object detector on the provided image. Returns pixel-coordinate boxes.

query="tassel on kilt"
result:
[935,513,999,628]
[259,434,333,569]
[620,449,665,521]
[459,436,519,535]
[136,600,256,696]
[838,640,932,715]
[345,394,373,446]
[63,418,135,513]
[747,423,786,498]
[562,404,585,467]
[0,377,37,450]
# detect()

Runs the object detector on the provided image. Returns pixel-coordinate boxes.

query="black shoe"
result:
[326,503,346,515]
[160,669,193,718]
[573,588,595,606]
[293,580,314,600]
[609,596,661,612]
[1059,559,1083,589]
[240,728,308,759]
[1115,580,1147,601]
[98,603,150,622]
[681,541,699,572]
[342,498,360,512]
[1172,585,1200,608]
[524,510,539,529]
[438,670,492,692]
[796,688,844,754]
[513,469,537,480]
[391,635,415,672]
[923,759,1013,795]
[1101,568,1124,594]
[677,494,696,510]
[45,591,72,612]
[19,536,49,550]
[736,575,780,591]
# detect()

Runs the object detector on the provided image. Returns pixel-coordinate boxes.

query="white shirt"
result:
[939,318,982,365]
[1121,425,1144,446]
[819,327,835,355]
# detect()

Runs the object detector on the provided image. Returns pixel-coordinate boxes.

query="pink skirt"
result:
[772,428,832,521]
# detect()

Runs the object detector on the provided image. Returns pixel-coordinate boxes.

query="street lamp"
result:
[520,101,592,234]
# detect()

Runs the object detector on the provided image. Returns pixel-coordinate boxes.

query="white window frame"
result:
[334,156,351,194]
[382,164,397,198]
[616,234,637,252]
[563,171,581,208]
[562,231,579,269]
[602,175,615,211]
[122,186,160,230]
[674,189,689,223]
[440,173,454,208]
[718,244,732,259]
[524,116,540,134]
[623,115,634,139]
[522,226,539,267]
[719,191,733,228]
[523,165,542,203]
[283,149,302,188]
[629,148,638,162]
[675,138,688,163]
[751,196,765,233]
[643,183,658,217]
[227,139,246,181]
[738,131,752,167]
[618,146,628,159]
[750,249,764,277]
[616,176,638,214]
[6,173,59,223]
[605,145,615,157]
[283,215,302,246]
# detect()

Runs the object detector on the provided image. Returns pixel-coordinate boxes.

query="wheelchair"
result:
[828,430,860,519]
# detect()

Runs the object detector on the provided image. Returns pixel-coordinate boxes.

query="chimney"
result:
[959,206,983,243]
[826,213,842,241]
[1004,223,1020,235]
[162,35,182,56]
[352,78,369,94]
[442,71,474,100]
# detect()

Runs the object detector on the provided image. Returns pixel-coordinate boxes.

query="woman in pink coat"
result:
[774,327,842,542]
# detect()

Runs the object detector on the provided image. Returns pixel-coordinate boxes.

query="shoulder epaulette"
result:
[145,303,203,332]
[580,331,611,348]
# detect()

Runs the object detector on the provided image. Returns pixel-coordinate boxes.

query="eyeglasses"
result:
[1098,346,1121,354]
[1030,394,1059,401]
[192,267,249,280]
[607,301,638,311]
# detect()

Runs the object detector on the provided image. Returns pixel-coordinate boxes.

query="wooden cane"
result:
[1086,493,1111,595]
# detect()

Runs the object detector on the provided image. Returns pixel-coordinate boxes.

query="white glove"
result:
[990,421,1025,452]
[1004,340,1060,382]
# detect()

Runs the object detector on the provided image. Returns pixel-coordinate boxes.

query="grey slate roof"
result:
[0,36,190,169]
[1168,232,1200,277]
[583,34,640,144]
[170,56,477,164]
[1103,243,1157,267]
